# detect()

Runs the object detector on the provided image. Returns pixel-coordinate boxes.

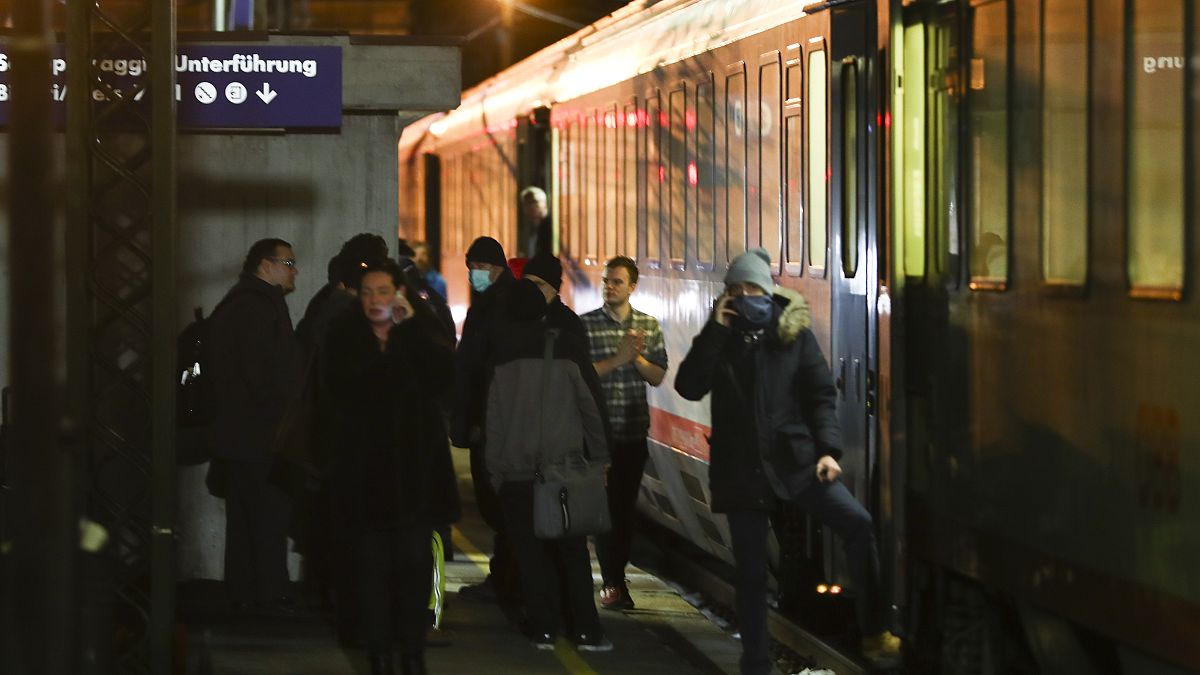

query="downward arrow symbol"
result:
[256,83,278,104]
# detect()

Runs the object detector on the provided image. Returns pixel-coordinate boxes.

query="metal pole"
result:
[151,0,178,670]
[7,0,77,672]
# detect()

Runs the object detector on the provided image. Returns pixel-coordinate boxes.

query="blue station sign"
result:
[0,44,343,129]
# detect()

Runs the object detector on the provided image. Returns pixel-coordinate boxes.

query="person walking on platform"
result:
[321,259,459,675]
[208,238,302,611]
[452,236,521,604]
[485,254,614,651]
[674,249,902,673]
[296,233,389,360]
[580,256,667,610]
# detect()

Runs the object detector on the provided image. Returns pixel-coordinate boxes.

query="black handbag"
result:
[530,328,611,540]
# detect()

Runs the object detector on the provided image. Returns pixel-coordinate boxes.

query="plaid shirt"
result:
[581,304,668,441]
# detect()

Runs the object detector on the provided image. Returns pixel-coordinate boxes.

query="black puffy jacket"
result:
[674,287,841,513]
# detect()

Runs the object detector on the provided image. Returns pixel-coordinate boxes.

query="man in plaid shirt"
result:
[580,256,668,610]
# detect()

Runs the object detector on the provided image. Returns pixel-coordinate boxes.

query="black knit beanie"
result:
[465,236,507,267]
[522,253,562,290]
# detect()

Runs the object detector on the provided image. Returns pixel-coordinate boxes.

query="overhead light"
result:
[429,119,448,137]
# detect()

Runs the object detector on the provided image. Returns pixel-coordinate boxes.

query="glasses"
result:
[268,257,297,268]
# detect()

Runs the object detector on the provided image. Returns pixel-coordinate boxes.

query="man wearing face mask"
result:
[452,236,519,604]
[674,248,901,673]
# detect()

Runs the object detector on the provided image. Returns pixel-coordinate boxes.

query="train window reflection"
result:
[586,113,599,262]
[842,61,859,279]
[785,115,803,274]
[727,65,748,261]
[647,92,663,261]
[761,55,783,266]
[968,0,1009,289]
[1128,0,1184,299]
[670,88,687,264]
[624,102,639,260]
[697,78,716,267]
[605,104,619,259]
[807,49,828,275]
[1042,0,1089,286]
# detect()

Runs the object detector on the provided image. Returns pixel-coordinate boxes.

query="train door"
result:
[516,106,552,255]
[423,153,443,271]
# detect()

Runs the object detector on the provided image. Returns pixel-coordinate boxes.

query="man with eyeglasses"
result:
[209,237,303,613]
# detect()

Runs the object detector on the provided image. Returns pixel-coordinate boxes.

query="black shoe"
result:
[531,632,556,651]
[573,631,613,652]
[369,654,395,675]
[400,652,427,675]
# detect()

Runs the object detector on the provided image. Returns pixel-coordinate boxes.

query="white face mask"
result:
[469,268,494,293]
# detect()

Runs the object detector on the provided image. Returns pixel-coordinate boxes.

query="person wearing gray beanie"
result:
[724,248,776,294]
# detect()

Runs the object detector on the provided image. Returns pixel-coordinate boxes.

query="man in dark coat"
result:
[483,262,613,651]
[208,238,303,609]
[520,186,553,258]
[674,248,901,673]
[451,236,519,603]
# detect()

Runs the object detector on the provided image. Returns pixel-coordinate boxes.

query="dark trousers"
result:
[224,457,292,603]
[469,444,519,599]
[499,481,602,638]
[355,523,432,657]
[728,480,883,675]
[595,438,649,587]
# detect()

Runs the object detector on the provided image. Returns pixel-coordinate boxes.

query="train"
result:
[398,0,1198,672]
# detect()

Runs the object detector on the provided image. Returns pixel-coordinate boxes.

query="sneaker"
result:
[861,630,902,668]
[599,584,634,611]
[573,632,614,652]
[531,632,556,651]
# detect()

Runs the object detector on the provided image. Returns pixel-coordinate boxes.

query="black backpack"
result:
[177,306,217,430]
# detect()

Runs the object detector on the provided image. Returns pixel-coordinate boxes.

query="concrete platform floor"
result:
[183,448,748,675]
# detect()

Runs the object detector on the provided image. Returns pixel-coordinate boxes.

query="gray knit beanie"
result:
[725,248,775,294]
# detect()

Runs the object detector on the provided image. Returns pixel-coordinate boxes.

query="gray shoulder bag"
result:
[532,328,612,540]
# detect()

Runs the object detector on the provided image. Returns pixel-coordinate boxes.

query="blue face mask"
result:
[469,268,494,293]
[729,294,775,331]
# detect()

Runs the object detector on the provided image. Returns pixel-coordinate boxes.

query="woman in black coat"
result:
[321,258,459,675]
[674,249,901,673]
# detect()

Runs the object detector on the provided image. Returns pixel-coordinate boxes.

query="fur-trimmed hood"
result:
[773,286,812,345]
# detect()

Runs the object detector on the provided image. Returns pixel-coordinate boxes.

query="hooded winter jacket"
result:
[674,286,841,512]
[483,297,611,489]
[451,269,515,446]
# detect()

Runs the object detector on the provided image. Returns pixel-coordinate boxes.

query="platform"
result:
[181,448,750,675]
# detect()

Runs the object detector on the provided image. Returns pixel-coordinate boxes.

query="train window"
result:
[786,63,802,104]
[647,91,663,262]
[931,15,961,282]
[605,105,620,259]
[574,117,585,261]
[1127,0,1185,299]
[670,87,688,265]
[586,112,599,263]
[624,101,639,260]
[1042,0,1089,287]
[697,77,716,268]
[901,23,926,278]
[968,0,1009,290]
[760,53,783,267]
[807,48,828,276]
[785,115,803,275]
[842,60,859,279]
[726,64,748,261]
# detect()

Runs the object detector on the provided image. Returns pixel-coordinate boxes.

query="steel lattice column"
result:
[65,0,177,671]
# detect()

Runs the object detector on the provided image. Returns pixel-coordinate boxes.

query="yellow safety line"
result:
[452,526,600,675]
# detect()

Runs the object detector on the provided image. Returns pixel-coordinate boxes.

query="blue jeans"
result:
[727,479,882,675]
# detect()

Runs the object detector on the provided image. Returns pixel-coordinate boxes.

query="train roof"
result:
[398,0,812,156]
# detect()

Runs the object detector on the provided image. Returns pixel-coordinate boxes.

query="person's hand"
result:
[816,455,842,483]
[392,291,415,324]
[616,332,638,364]
[632,329,647,354]
[713,293,737,327]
